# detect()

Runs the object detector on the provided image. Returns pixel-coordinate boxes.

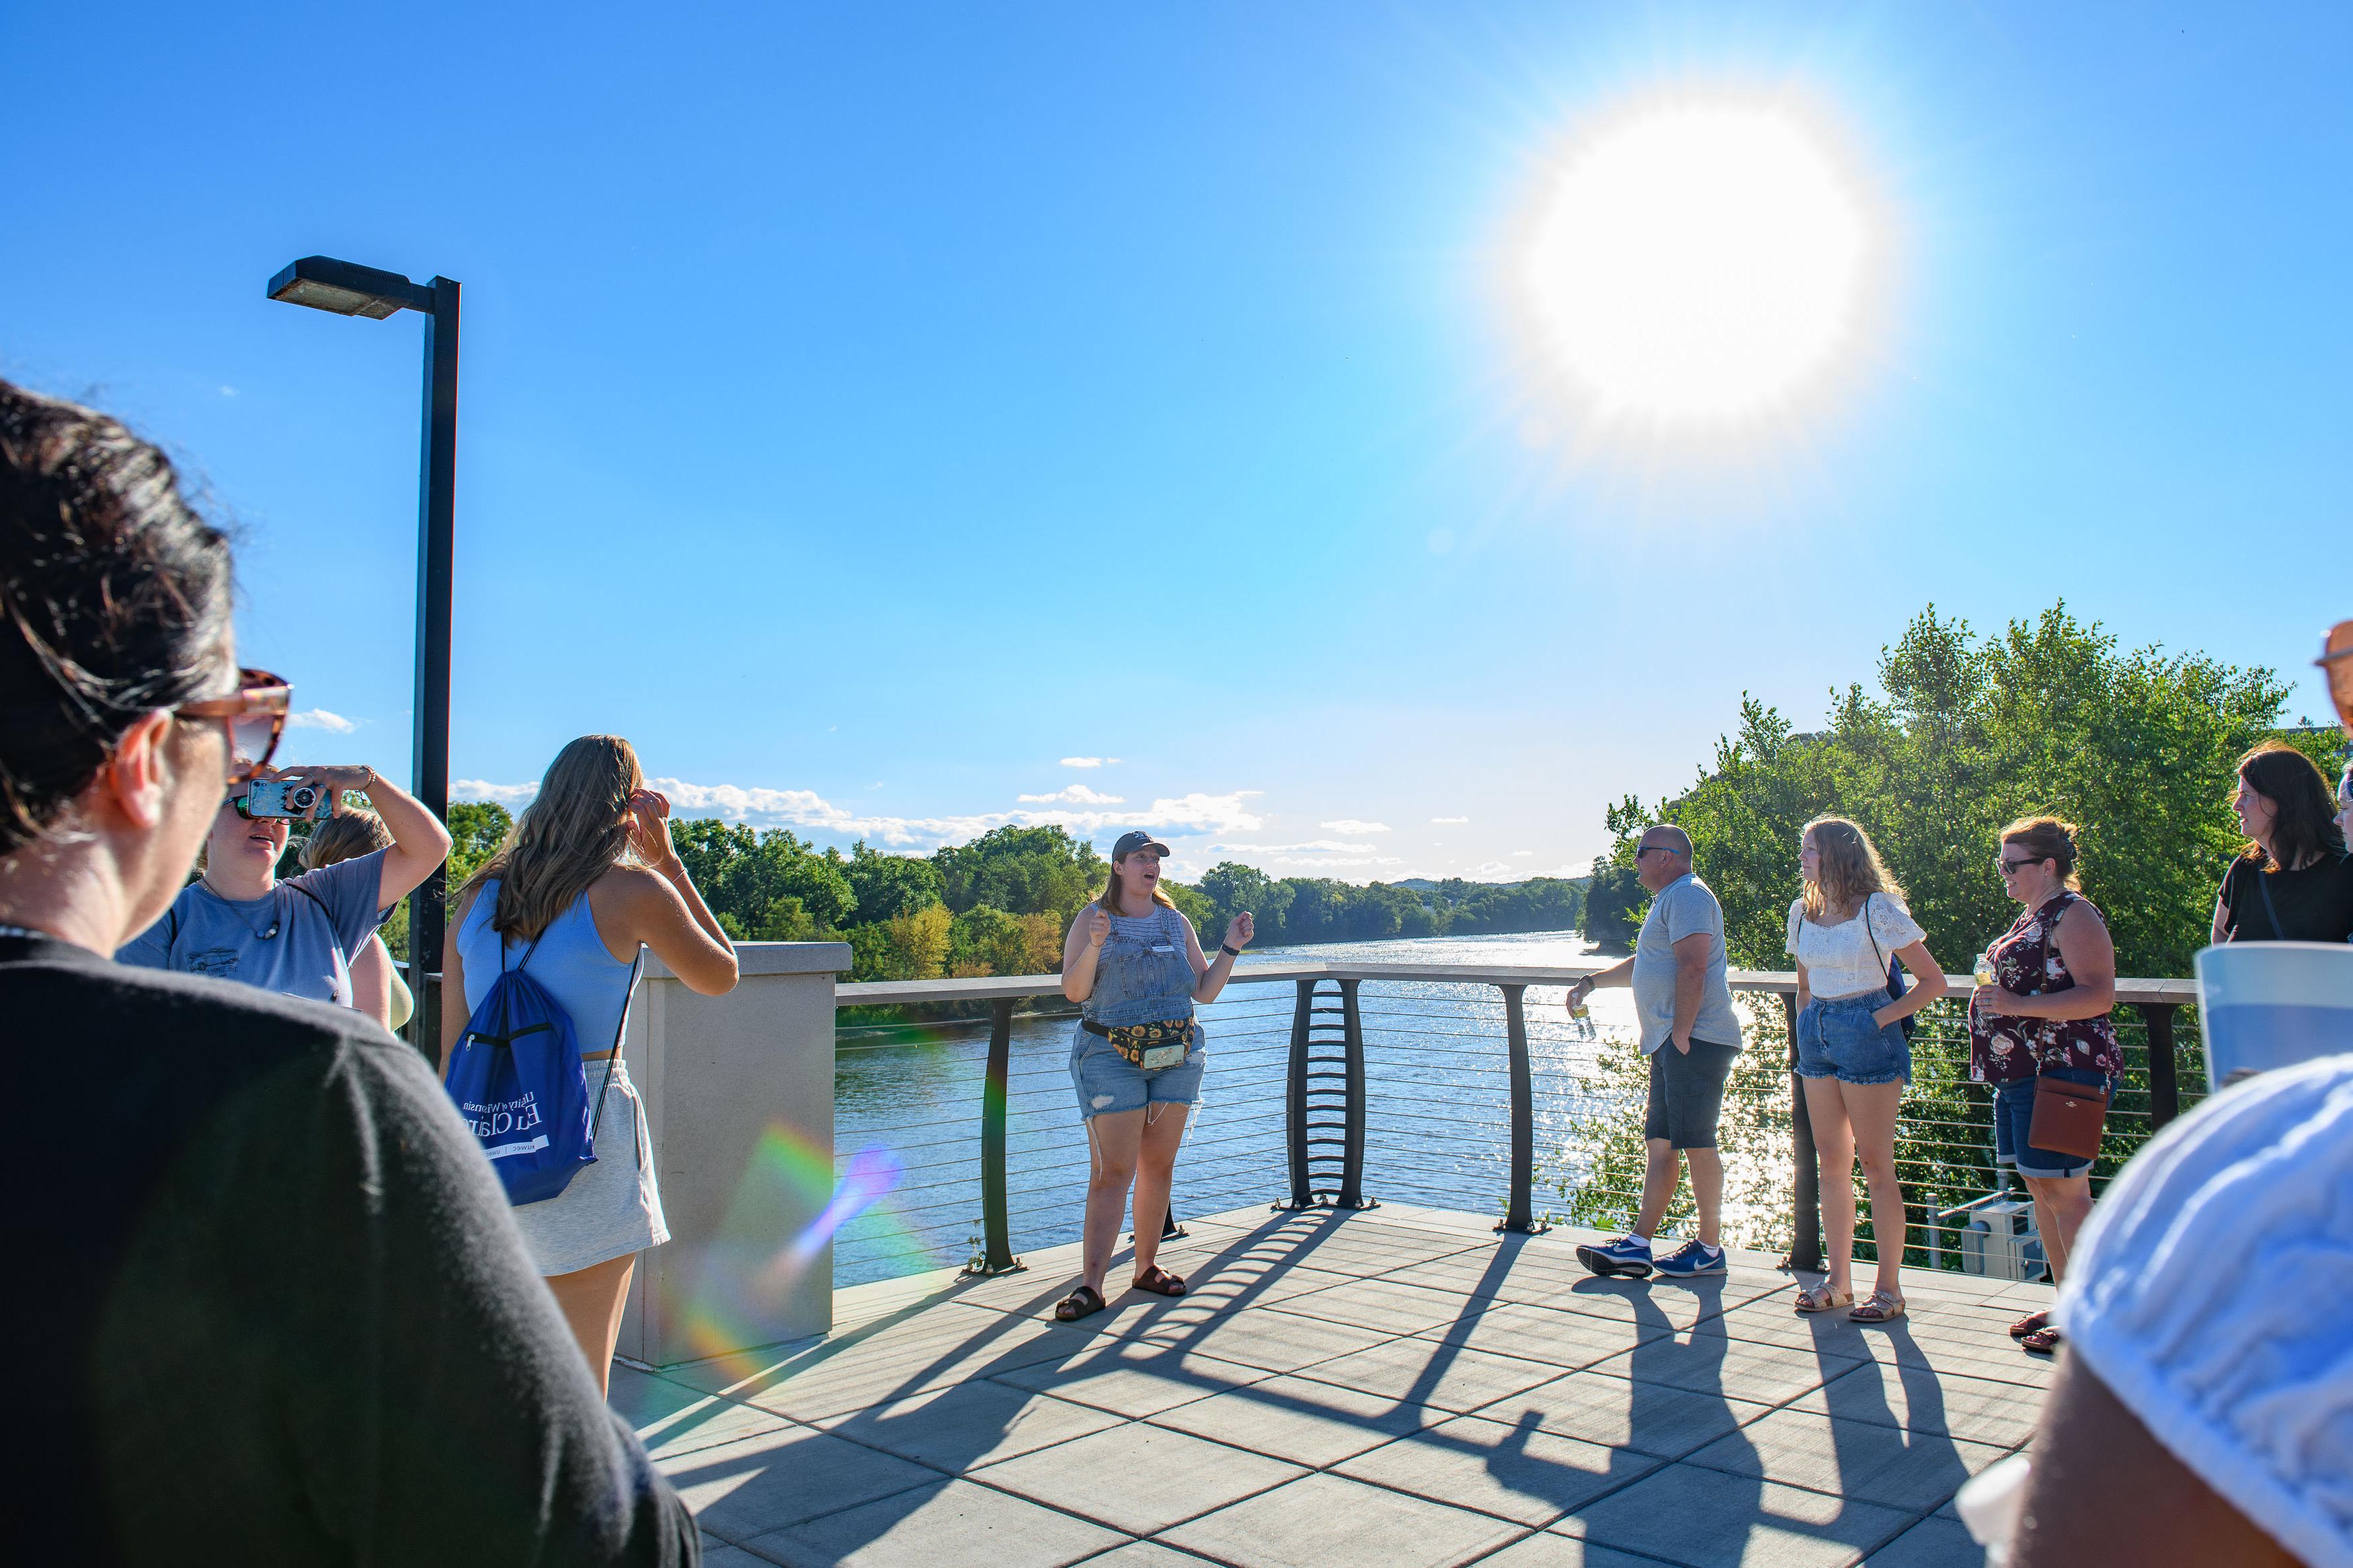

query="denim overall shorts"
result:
[1070,905,1207,1120]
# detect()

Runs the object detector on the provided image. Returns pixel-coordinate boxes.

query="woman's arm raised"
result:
[1062,903,1109,1003]
[605,792,736,995]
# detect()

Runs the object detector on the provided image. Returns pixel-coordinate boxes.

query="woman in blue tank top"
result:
[1051,830,1254,1321]
[443,735,738,1393]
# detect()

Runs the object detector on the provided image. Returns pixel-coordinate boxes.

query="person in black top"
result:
[2210,741,2353,946]
[0,380,695,1565]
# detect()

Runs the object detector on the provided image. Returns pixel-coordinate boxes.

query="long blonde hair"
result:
[1096,854,1176,918]
[1800,815,1905,921]
[456,735,644,941]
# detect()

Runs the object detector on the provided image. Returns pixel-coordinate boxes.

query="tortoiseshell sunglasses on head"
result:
[173,668,290,784]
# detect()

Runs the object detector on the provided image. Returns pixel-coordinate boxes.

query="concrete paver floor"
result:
[621,1205,2050,1568]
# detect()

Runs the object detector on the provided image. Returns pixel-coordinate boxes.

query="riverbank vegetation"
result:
[1577,602,2346,976]
[378,815,1586,980]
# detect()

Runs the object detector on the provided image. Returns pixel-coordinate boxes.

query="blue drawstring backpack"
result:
[445,934,642,1206]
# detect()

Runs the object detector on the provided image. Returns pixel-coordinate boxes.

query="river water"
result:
[828,929,1782,1286]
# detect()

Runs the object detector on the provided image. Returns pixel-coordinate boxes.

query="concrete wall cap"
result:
[642,940,852,981]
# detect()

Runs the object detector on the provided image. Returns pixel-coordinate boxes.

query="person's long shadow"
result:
[655,1207,1366,1553]
[1818,1313,1977,1514]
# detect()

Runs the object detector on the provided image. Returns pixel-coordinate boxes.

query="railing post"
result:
[1783,991,1824,1273]
[1495,983,1548,1235]
[1283,979,1314,1208]
[2137,1002,2182,1128]
[1338,979,1371,1210]
[964,996,1023,1276]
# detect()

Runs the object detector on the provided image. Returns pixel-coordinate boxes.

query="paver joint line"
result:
[647,1204,2046,1566]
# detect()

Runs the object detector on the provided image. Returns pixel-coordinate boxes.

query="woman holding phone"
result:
[444,735,738,1391]
[1052,831,1252,1323]
[118,760,450,1012]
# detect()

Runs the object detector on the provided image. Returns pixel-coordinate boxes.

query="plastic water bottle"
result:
[1568,990,1595,1041]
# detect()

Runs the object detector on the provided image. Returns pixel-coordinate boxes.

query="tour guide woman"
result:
[1053,830,1252,1322]
[1968,815,2123,1356]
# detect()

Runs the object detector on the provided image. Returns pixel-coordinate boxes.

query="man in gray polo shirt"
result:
[1564,824,1743,1280]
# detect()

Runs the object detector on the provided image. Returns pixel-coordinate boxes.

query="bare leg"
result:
[544,1253,637,1397]
[2024,1173,2095,1282]
[1802,1075,1856,1294]
[1078,1110,1143,1294]
[1838,1078,1911,1296]
[1684,1146,1723,1248]
[1634,1137,1679,1237]
[1129,1103,1191,1280]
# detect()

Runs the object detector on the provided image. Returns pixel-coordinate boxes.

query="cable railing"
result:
[832,962,2202,1288]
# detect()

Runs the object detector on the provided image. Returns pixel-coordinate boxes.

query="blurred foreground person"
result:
[1967,817,2122,1354]
[299,808,412,1030]
[1997,1054,2353,1567]
[1052,830,1251,1321]
[0,381,696,1564]
[445,740,738,1393]
[2211,740,2353,945]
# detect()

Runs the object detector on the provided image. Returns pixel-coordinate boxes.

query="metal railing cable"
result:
[832,963,2201,1288]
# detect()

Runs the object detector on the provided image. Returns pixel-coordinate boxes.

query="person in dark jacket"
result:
[0,379,696,1565]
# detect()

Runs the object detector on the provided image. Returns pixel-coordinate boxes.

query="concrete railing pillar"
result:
[616,940,849,1368]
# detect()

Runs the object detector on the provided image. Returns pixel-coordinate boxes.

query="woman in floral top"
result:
[1969,815,2121,1355]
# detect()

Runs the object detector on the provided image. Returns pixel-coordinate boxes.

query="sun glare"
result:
[1525,105,1870,425]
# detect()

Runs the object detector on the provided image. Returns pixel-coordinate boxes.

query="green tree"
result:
[845,841,945,925]
[934,824,1104,920]
[1603,602,2321,975]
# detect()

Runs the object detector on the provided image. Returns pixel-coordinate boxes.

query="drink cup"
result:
[1973,950,1995,987]
[2192,942,2353,1094]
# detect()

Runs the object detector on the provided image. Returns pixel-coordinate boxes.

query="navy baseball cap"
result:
[1111,830,1171,858]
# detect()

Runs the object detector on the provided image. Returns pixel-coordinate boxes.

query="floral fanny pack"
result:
[1088,1018,1197,1071]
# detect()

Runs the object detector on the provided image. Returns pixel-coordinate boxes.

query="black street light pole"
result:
[267,256,461,1059]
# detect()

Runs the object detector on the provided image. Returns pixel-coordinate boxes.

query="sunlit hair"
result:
[1799,815,1904,920]
[1096,850,1176,918]
[300,806,393,871]
[1999,815,2081,892]
[2234,741,2349,871]
[456,735,645,941]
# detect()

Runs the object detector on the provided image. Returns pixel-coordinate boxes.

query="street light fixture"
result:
[268,255,461,1058]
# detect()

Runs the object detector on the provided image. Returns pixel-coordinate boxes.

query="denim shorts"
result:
[1995,1066,2112,1179]
[1070,1022,1207,1120]
[1643,1040,1741,1149]
[1796,993,1911,1085]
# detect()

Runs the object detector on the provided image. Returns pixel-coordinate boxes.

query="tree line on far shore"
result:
[372,815,1587,982]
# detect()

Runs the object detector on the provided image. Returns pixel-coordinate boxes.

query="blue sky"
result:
[7,3,2347,881]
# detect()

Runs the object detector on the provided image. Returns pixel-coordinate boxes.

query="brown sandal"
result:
[1132,1265,1187,1298]
[2020,1324,2063,1355]
[2009,1309,2052,1341]
[1848,1290,1906,1323]
[1794,1283,1853,1315]
[1053,1284,1106,1322]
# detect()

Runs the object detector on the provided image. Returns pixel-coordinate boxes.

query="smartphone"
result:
[239,779,332,820]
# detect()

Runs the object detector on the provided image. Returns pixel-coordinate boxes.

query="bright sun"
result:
[1525,106,1870,425]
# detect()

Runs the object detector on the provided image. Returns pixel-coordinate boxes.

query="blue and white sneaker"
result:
[1652,1241,1728,1278]
[1575,1235,1654,1279]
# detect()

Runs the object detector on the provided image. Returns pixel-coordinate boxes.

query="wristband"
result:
[1220,943,1242,957]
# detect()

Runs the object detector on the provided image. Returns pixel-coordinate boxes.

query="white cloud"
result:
[1513,849,1535,857]
[218,384,239,398]
[450,777,1263,850]
[452,778,541,807]
[286,708,356,733]
[1018,784,1126,805]
[1059,756,1121,769]
[1320,819,1393,835]
[1431,815,1470,825]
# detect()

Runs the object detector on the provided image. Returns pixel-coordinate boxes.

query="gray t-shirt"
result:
[1631,872,1743,1056]
[118,848,391,1008]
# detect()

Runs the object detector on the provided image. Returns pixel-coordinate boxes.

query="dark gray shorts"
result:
[1643,1039,1740,1149]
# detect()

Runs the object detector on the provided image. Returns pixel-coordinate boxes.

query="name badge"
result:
[1151,944,1176,954]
